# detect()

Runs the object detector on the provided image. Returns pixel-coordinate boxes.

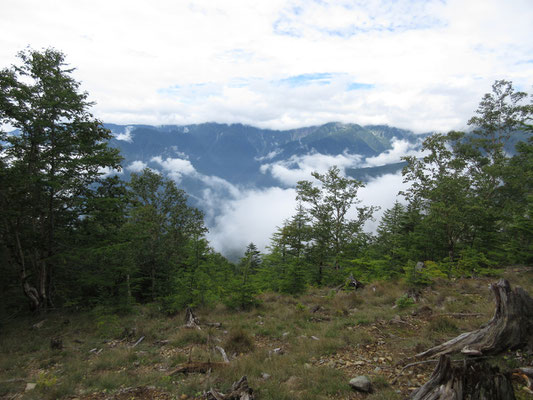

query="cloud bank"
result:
[1,0,531,132]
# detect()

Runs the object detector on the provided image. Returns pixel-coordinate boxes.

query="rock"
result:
[310,335,320,341]
[25,383,37,391]
[415,261,425,271]
[282,331,290,338]
[374,367,382,373]
[304,363,312,369]
[354,360,365,366]
[349,376,372,393]
[261,372,271,380]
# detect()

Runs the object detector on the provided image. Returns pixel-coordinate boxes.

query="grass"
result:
[1,268,532,399]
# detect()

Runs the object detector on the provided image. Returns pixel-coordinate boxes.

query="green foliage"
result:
[395,295,415,310]
[0,48,122,311]
[454,249,500,278]
[296,166,377,284]
[36,372,59,389]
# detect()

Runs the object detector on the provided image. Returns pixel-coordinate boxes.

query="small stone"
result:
[25,383,37,391]
[310,336,320,341]
[304,363,312,369]
[282,331,290,338]
[180,394,188,400]
[354,360,365,366]
[374,367,382,373]
[261,372,271,380]
[349,376,372,393]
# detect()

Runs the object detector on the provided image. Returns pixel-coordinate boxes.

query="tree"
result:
[402,133,472,261]
[127,168,206,303]
[0,48,122,311]
[225,243,261,310]
[296,166,376,284]
[374,201,409,272]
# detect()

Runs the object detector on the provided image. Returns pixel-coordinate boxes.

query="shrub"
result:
[395,295,415,310]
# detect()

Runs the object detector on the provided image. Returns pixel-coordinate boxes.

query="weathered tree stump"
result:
[410,355,515,400]
[416,279,533,359]
[185,307,201,330]
[408,279,533,399]
[347,273,365,291]
[205,376,254,400]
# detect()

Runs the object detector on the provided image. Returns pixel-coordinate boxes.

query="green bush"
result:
[395,295,415,310]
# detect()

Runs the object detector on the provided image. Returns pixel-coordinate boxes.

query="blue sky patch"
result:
[278,73,334,87]
[347,82,374,90]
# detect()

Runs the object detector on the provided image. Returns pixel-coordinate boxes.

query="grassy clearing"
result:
[1,268,532,399]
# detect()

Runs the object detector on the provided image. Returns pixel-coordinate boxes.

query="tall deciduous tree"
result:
[127,168,206,303]
[0,48,121,311]
[296,166,376,284]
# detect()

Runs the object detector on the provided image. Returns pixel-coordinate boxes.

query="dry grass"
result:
[1,268,532,399]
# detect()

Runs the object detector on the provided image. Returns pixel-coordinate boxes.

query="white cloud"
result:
[151,156,196,182]
[206,187,297,255]
[127,160,147,172]
[358,172,410,232]
[261,151,363,186]
[364,138,424,167]
[98,166,123,177]
[115,126,134,142]
[0,0,530,132]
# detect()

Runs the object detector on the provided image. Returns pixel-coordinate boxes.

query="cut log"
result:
[185,307,201,330]
[205,376,254,400]
[410,355,515,400]
[416,279,533,359]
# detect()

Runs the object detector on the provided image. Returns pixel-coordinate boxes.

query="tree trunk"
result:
[416,279,533,359]
[14,228,40,311]
[410,355,515,400]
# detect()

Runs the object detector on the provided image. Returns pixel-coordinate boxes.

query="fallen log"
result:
[416,279,533,359]
[169,361,226,375]
[410,355,515,400]
[205,376,254,400]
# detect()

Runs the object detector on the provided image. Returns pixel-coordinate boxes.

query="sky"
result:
[2,0,532,256]
[2,0,532,133]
